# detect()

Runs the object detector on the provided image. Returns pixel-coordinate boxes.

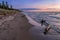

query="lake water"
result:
[23,12,60,35]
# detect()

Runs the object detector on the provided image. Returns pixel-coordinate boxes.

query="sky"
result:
[0,0,60,12]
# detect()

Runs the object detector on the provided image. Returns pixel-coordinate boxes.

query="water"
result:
[24,12,60,26]
[23,12,60,35]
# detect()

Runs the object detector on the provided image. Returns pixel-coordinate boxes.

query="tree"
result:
[0,1,14,10]
[2,1,5,8]
[5,1,9,9]
[0,3,1,8]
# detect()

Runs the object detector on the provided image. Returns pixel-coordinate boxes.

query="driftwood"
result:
[40,19,60,35]
[43,25,51,35]
[40,19,51,34]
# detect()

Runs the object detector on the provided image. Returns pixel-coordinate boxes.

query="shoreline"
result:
[25,14,41,27]
[0,11,60,40]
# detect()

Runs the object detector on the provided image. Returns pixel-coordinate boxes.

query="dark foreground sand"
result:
[0,12,34,40]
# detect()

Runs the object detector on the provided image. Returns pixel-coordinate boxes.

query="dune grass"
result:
[0,8,21,16]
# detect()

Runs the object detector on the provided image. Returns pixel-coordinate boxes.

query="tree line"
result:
[0,1,13,10]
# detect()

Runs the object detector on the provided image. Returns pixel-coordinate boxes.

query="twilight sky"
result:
[0,0,60,12]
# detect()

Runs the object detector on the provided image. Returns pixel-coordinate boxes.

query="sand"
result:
[0,12,33,40]
[0,12,60,40]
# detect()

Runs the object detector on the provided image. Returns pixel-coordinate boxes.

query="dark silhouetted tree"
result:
[0,1,14,10]
[5,1,9,9]
[2,1,5,8]
[0,3,1,8]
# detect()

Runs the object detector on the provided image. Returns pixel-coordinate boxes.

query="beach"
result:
[0,11,60,40]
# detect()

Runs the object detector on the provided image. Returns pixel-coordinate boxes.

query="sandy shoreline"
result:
[0,12,60,40]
